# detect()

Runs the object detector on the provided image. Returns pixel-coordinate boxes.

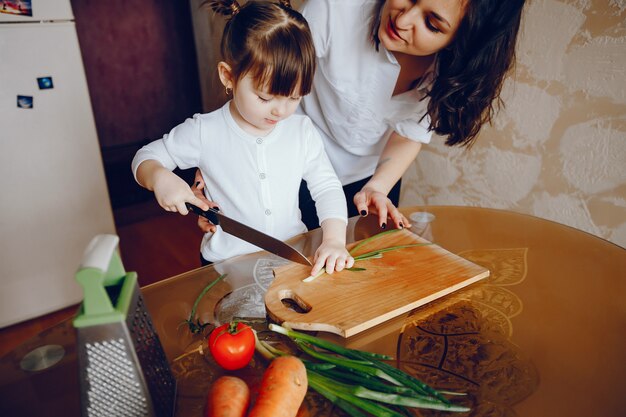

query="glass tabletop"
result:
[1,206,624,417]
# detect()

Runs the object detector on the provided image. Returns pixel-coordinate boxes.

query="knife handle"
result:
[185,203,220,225]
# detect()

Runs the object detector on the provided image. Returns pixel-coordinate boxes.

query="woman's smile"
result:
[386,17,404,42]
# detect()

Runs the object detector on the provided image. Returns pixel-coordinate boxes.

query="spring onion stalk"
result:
[255,326,470,415]
[354,387,469,411]
[270,324,465,403]
[303,268,327,283]
[348,351,451,404]
[307,374,371,417]
[278,326,440,399]
[309,371,407,417]
[268,323,393,360]
[353,243,432,261]
[304,229,432,282]
[253,331,276,361]
[316,367,419,396]
[311,370,470,412]
[183,274,227,334]
[348,229,403,255]
[296,341,402,386]
[303,361,336,371]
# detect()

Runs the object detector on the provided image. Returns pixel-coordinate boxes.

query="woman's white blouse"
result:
[300,0,434,185]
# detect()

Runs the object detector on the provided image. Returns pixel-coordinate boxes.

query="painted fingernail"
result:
[195,181,200,186]
[381,223,387,229]
[360,210,367,217]
[399,222,404,229]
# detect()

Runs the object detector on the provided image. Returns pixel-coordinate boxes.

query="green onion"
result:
[348,350,450,403]
[268,324,393,360]
[309,371,406,417]
[349,229,403,255]
[304,229,432,282]
[296,341,402,386]
[315,367,418,396]
[182,274,226,334]
[259,324,470,415]
[353,243,432,261]
[306,373,371,417]
[311,370,469,412]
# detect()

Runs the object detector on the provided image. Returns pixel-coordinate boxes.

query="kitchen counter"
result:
[1,206,625,416]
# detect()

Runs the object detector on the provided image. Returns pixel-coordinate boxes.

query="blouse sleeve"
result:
[131,114,204,180]
[392,113,433,144]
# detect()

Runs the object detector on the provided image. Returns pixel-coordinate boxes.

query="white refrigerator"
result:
[0,0,116,327]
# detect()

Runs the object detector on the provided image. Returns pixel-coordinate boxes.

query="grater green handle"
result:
[73,234,135,327]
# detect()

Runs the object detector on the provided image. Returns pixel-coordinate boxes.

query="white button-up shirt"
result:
[300,0,434,185]
[132,102,347,262]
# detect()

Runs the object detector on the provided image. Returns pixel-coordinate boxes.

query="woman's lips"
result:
[386,18,403,41]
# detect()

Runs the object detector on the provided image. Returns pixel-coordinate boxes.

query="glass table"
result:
[1,206,624,416]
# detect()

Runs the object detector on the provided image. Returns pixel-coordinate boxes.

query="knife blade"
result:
[185,203,312,266]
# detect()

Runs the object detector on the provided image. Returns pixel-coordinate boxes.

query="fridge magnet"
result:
[37,76,54,90]
[17,95,33,109]
[1,0,33,17]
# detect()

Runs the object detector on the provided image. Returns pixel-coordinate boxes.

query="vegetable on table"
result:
[205,375,250,417]
[183,274,227,334]
[255,324,470,416]
[209,321,255,370]
[248,355,308,417]
[304,229,432,282]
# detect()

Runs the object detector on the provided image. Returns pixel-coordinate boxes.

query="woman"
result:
[196,0,526,231]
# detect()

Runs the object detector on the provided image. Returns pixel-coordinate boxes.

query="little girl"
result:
[132,0,353,276]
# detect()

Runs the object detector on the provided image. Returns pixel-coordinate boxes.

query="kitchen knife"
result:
[185,203,312,266]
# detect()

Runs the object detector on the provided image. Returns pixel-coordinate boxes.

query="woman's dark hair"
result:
[209,0,316,97]
[371,0,526,147]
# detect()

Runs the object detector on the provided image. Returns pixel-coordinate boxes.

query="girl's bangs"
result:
[247,35,314,97]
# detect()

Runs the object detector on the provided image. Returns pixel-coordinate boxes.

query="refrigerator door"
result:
[0,21,116,327]
[0,0,73,22]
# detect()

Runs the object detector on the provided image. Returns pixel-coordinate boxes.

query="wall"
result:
[71,0,202,208]
[402,0,626,248]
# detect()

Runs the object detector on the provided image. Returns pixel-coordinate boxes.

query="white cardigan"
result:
[132,102,347,262]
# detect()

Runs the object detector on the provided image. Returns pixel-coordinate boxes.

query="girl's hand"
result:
[354,187,410,230]
[191,169,219,233]
[152,169,209,215]
[311,218,354,276]
[311,238,355,277]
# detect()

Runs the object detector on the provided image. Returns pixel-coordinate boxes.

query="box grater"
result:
[73,234,176,417]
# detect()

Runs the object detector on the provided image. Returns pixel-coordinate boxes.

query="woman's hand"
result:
[354,186,410,230]
[191,169,219,233]
[311,218,354,276]
[353,132,420,229]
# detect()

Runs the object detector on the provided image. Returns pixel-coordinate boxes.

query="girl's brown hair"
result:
[209,0,316,97]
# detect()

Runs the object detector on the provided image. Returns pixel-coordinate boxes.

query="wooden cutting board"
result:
[265,229,489,337]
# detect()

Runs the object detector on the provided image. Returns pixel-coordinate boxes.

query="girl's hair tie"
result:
[208,0,241,19]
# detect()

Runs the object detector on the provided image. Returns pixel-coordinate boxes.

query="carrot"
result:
[206,375,250,417]
[248,355,308,417]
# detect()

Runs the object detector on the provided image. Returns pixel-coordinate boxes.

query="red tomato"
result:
[208,322,255,370]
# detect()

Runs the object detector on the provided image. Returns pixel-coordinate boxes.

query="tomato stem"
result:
[228,321,239,334]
